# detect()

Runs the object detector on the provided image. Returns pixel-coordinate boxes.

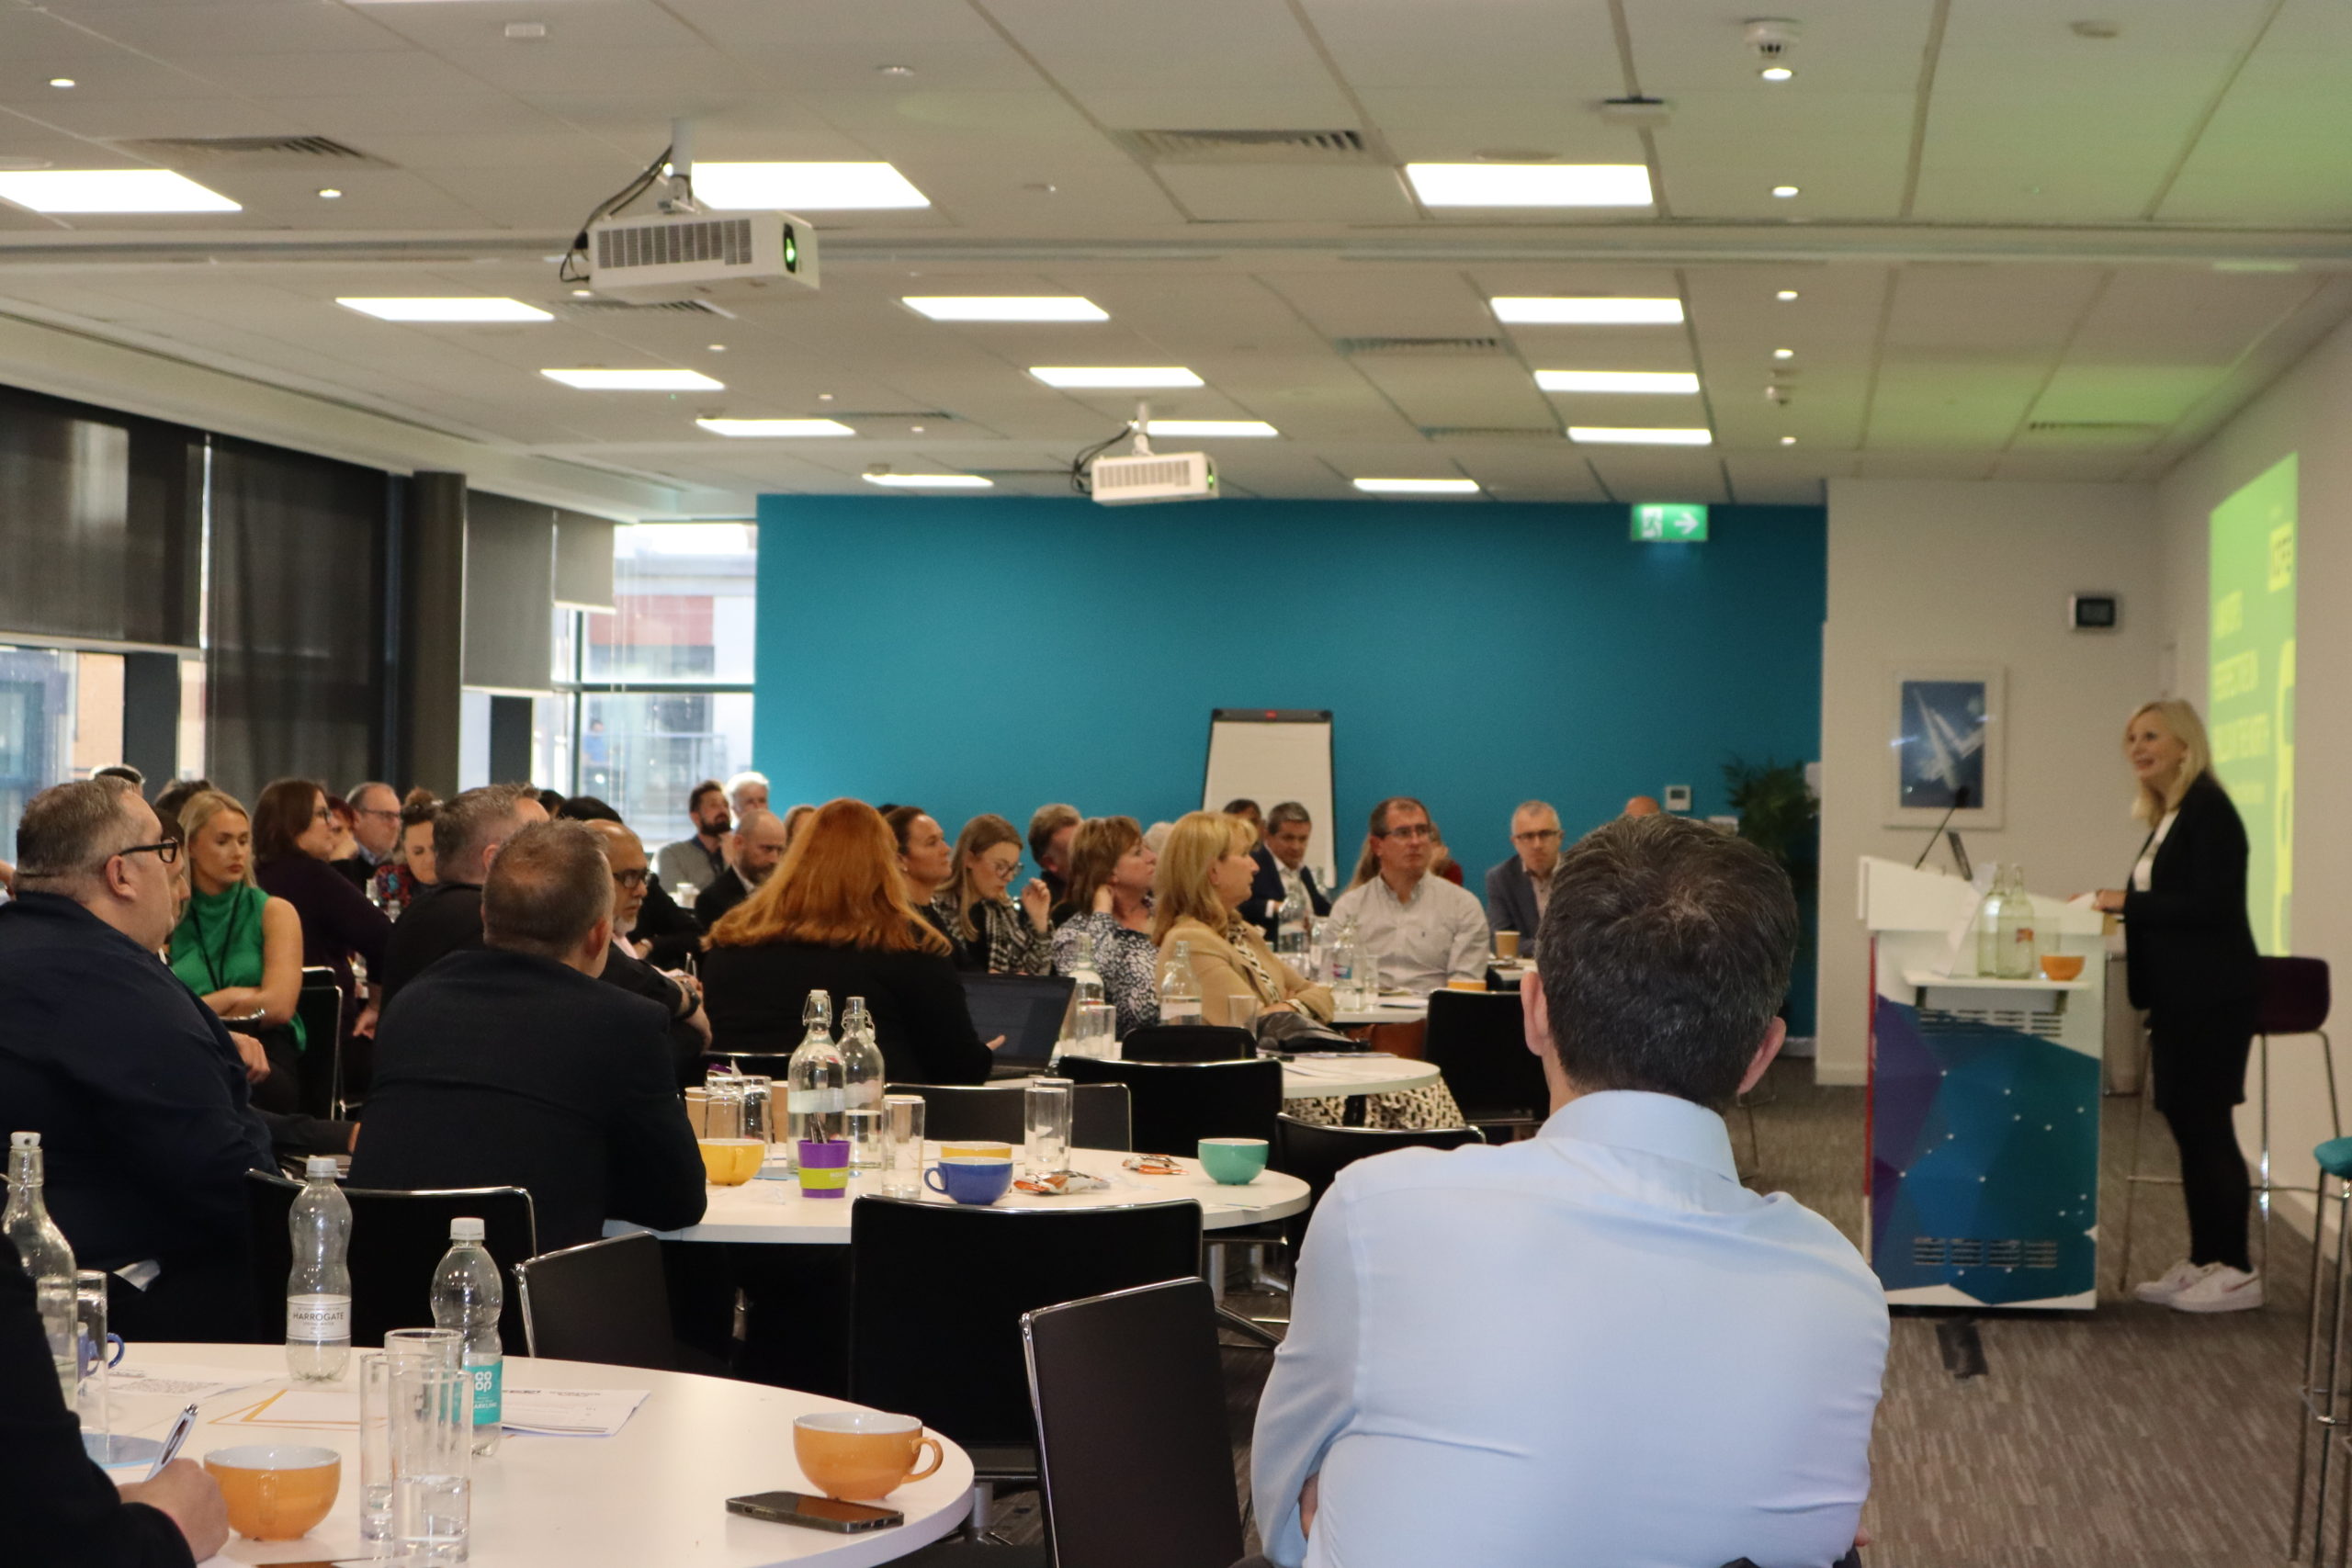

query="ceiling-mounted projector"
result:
[585,209,819,302]
[1091,449,1217,505]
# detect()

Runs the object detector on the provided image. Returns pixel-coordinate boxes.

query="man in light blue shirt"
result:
[1252,814,1887,1568]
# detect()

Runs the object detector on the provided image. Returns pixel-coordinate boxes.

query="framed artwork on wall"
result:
[1885,665,2005,829]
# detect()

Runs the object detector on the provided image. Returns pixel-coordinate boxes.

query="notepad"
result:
[500,1386,649,1437]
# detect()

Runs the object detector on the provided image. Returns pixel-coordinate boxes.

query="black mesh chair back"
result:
[2259,956,2332,1036]
[883,1081,1133,1151]
[1055,1056,1282,1154]
[1422,989,1548,1128]
[1272,1114,1487,1207]
[1121,1024,1257,1064]
[293,967,344,1119]
[848,1196,1203,1454]
[1023,1278,1244,1568]
[513,1232,676,1371]
[246,1171,536,1348]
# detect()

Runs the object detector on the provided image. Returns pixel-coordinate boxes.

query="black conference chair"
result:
[293,967,344,1121]
[246,1170,536,1348]
[1023,1279,1246,1568]
[848,1195,1203,1531]
[513,1232,679,1371]
[1421,989,1548,1135]
[1053,1056,1282,1153]
[1120,1024,1256,1064]
[1273,1113,1487,1211]
[883,1081,1134,1152]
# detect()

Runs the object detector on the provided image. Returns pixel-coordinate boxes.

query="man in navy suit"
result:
[1484,800,1563,940]
[1248,801,1331,941]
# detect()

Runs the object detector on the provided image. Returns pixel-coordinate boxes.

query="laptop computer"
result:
[961,973,1077,1077]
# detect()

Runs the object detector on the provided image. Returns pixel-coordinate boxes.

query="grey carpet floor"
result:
[991,1058,2315,1566]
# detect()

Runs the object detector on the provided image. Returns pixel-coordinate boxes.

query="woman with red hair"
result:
[700,797,995,1085]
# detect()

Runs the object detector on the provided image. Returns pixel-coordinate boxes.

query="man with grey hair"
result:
[352,819,706,1251]
[0,777,274,1342]
[379,782,549,1008]
[345,780,402,865]
[1484,799,1562,940]
[1247,800,1329,942]
[725,770,770,821]
[1253,815,1885,1568]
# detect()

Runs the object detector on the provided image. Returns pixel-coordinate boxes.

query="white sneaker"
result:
[2171,1264,2263,1314]
[2132,1259,2209,1303]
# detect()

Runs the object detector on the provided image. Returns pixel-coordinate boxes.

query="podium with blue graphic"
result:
[1860,856,2108,1311]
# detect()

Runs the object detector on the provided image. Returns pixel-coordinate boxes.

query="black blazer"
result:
[695,866,753,931]
[1483,856,1544,939]
[2120,772,2261,1014]
[2,1253,197,1568]
[354,948,707,1252]
[1246,842,1329,941]
[700,940,995,1086]
[379,880,484,1008]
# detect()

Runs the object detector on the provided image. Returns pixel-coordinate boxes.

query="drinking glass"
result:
[880,1095,926,1199]
[1025,1077,1072,1176]
[390,1361,471,1564]
[1224,993,1261,1031]
[358,1354,396,1549]
[737,1077,774,1146]
[844,1107,886,1173]
[702,1082,746,1142]
[74,1270,124,1461]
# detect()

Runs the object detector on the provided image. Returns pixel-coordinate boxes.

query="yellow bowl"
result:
[2040,954,2085,982]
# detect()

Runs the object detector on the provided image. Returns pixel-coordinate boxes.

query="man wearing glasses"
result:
[345,781,404,866]
[0,777,273,1343]
[1327,796,1490,996]
[1485,800,1563,942]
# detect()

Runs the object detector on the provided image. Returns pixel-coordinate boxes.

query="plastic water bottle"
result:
[840,997,887,1113]
[786,990,845,1167]
[1275,887,1309,957]
[285,1156,352,1382]
[1159,941,1203,1024]
[429,1220,503,1456]
[1069,936,1104,1013]
[1331,915,1363,1007]
[4,1132,76,1403]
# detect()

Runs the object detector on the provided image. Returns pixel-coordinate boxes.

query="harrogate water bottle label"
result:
[286,1293,351,1342]
[467,1355,503,1427]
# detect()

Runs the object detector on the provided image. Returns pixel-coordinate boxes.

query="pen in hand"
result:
[147,1402,198,1480]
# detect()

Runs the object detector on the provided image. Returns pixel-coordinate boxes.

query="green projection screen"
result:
[2209,453,2297,953]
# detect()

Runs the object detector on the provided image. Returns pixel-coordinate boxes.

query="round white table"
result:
[1280,1054,1442,1099]
[611,1145,1308,1246]
[113,1344,973,1567]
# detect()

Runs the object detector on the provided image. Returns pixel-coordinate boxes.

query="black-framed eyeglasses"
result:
[111,840,180,868]
[1512,829,1563,843]
[611,868,650,890]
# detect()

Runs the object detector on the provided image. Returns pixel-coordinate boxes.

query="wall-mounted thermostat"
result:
[2070,593,2120,631]
[1664,784,1693,812]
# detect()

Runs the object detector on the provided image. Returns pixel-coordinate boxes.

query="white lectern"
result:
[1860,856,2108,1310]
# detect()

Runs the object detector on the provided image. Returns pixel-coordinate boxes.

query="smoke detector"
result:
[1744,18,1803,58]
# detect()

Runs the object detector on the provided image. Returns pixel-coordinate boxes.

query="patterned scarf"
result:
[1224,915,1281,1001]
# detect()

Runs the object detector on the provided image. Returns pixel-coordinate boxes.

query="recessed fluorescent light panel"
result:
[903,296,1107,322]
[1147,420,1277,437]
[1352,478,1480,495]
[863,473,993,489]
[338,298,551,322]
[695,418,854,437]
[1029,367,1203,389]
[692,162,928,210]
[1405,164,1652,208]
[0,169,239,213]
[1491,297,1684,325]
[1566,426,1713,446]
[542,368,725,390]
[1535,370,1700,395]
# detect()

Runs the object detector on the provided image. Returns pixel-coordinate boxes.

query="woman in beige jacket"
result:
[1151,810,1333,1028]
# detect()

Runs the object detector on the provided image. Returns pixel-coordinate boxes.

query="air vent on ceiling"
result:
[1117,128,1385,164]
[554,299,736,318]
[1419,425,1565,441]
[113,135,391,169]
[1338,336,1508,357]
[2023,421,2161,441]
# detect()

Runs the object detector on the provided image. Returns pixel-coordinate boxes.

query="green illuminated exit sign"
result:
[1632,502,1709,542]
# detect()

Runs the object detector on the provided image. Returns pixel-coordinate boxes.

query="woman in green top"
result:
[167,789,306,1114]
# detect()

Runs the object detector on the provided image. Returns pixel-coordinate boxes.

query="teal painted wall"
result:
[754,494,1826,1027]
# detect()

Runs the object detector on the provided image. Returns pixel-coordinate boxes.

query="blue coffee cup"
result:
[925,1156,1013,1205]
[1197,1137,1269,1185]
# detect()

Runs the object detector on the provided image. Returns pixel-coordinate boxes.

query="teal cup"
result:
[925,1156,1013,1205]
[1197,1137,1269,1185]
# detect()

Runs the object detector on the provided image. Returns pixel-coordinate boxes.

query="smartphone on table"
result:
[726,1491,903,1533]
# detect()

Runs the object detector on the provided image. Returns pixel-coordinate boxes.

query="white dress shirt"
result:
[1251,1091,1888,1568]
[1326,873,1489,995]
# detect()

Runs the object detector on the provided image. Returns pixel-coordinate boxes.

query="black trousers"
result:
[2148,1002,2257,1272]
